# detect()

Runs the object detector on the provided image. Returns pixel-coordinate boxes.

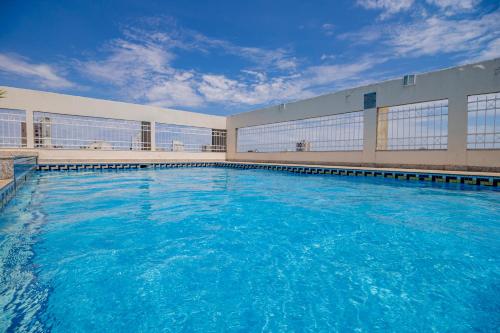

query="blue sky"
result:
[0,0,499,115]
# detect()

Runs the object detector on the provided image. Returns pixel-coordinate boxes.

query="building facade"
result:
[227,58,500,171]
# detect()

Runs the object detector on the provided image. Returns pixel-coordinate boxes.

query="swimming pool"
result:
[1,167,499,332]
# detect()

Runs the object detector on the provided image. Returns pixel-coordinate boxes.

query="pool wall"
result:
[0,86,226,162]
[0,156,37,207]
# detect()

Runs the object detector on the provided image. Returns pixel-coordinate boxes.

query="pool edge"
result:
[0,156,38,210]
[0,170,36,210]
[35,161,500,187]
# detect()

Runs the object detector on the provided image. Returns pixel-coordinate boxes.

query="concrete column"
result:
[376,107,389,150]
[363,108,377,164]
[227,127,237,156]
[150,121,156,151]
[26,110,34,149]
[447,94,468,167]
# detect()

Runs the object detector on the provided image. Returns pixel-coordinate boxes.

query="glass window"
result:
[364,92,376,109]
[155,123,226,152]
[237,111,364,153]
[467,92,500,149]
[0,108,26,148]
[376,99,448,150]
[33,112,151,150]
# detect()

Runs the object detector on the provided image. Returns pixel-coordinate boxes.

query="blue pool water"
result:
[0,168,499,332]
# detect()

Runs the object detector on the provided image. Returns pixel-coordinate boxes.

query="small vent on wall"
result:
[403,74,416,86]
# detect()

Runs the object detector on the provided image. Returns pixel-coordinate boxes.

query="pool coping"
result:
[35,161,500,187]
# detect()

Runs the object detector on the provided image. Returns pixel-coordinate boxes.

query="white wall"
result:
[0,86,225,128]
[0,86,226,162]
[227,58,500,171]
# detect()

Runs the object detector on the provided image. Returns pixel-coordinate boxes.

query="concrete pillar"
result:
[227,127,237,156]
[376,107,389,150]
[363,108,377,164]
[447,94,468,167]
[26,110,34,149]
[150,121,156,151]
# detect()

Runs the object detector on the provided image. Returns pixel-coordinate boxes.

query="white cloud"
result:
[224,45,298,71]
[183,30,299,71]
[198,74,277,105]
[195,56,383,106]
[301,57,386,91]
[84,39,173,86]
[466,38,500,63]
[338,6,499,65]
[356,0,415,19]
[80,31,202,107]
[320,54,336,61]
[241,70,267,82]
[78,24,303,108]
[199,75,251,104]
[322,23,335,36]
[337,26,384,44]
[71,20,391,109]
[387,12,500,57]
[73,11,499,111]
[146,77,203,108]
[356,0,479,19]
[197,74,311,106]
[426,0,480,15]
[0,53,74,88]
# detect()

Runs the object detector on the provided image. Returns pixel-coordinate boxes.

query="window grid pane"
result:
[0,108,26,148]
[237,111,364,153]
[467,92,500,149]
[155,123,226,152]
[376,99,448,150]
[33,112,151,150]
